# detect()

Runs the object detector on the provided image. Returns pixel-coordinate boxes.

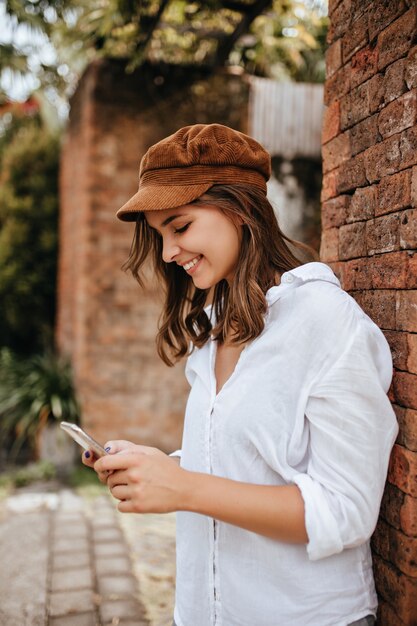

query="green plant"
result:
[0,348,80,460]
[0,113,60,354]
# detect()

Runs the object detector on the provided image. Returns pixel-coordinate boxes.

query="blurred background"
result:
[0,0,328,486]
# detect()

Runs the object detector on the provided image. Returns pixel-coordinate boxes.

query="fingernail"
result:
[84,451,90,458]
[105,446,111,452]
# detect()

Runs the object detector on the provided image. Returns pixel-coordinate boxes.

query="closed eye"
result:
[174,223,190,234]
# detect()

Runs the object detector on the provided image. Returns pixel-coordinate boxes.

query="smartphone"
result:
[60,421,109,458]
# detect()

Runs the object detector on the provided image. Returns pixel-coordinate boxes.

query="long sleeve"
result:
[293,316,398,561]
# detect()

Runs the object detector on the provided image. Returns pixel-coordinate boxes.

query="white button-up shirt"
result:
[173,262,398,626]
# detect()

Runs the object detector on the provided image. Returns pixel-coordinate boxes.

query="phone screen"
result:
[60,422,108,458]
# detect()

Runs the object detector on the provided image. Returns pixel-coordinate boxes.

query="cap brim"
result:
[116,183,213,222]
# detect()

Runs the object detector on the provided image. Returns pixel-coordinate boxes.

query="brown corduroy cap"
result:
[116,123,271,222]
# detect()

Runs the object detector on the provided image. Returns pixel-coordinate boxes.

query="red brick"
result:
[389,524,417,576]
[394,371,417,411]
[324,64,351,106]
[411,165,417,207]
[378,89,417,139]
[321,195,350,229]
[376,170,412,216]
[322,101,341,144]
[395,406,417,453]
[326,0,353,44]
[405,45,417,90]
[371,519,390,561]
[342,253,413,291]
[373,555,417,623]
[335,154,367,193]
[320,170,338,202]
[340,81,370,129]
[341,257,371,290]
[399,125,417,171]
[339,221,367,259]
[366,213,400,255]
[399,208,417,250]
[353,289,396,329]
[363,134,401,182]
[319,227,339,262]
[350,45,379,89]
[368,72,385,114]
[408,334,417,376]
[388,444,417,496]
[379,481,404,530]
[406,252,417,289]
[350,0,373,22]
[325,39,342,79]
[328,0,343,15]
[348,185,376,222]
[373,519,417,577]
[377,600,406,626]
[322,131,351,174]
[368,61,409,114]
[368,0,409,41]
[350,114,379,156]
[400,494,417,536]
[371,251,409,289]
[396,290,417,332]
[385,330,408,370]
[341,14,369,64]
[377,7,417,72]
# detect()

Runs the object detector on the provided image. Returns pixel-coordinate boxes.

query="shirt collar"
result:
[266,262,340,306]
[204,262,340,314]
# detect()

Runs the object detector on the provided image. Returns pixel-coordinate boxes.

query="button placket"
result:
[208,338,219,624]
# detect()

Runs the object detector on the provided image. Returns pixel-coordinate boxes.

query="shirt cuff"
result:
[293,473,344,561]
[168,449,182,458]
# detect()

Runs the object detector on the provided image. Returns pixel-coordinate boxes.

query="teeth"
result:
[184,255,202,270]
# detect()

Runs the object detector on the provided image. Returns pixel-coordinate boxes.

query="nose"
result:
[162,235,181,264]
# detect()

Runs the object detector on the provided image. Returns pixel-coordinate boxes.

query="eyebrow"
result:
[162,214,182,227]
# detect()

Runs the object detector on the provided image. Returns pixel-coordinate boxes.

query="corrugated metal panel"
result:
[248,77,324,159]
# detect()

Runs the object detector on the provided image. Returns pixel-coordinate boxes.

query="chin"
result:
[192,274,217,290]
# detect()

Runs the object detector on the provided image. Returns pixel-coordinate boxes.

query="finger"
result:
[81,449,97,468]
[102,440,135,454]
[117,499,135,514]
[97,470,112,484]
[110,485,131,501]
[95,451,144,474]
[107,470,130,489]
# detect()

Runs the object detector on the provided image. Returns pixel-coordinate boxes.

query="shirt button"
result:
[283,274,294,283]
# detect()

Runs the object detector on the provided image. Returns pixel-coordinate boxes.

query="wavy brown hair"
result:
[123,184,319,366]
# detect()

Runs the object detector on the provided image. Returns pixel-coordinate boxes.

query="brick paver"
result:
[1,486,150,625]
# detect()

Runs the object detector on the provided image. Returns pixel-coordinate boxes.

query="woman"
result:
[83,123,398,626]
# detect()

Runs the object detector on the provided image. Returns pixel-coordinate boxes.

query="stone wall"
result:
[57,59,249,451]
[321,1,417,624]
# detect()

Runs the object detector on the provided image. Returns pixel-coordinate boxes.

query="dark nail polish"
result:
[105,446,111,452]
[85,451,90,458]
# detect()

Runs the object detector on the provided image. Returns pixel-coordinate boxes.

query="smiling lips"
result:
[182,255,202,271]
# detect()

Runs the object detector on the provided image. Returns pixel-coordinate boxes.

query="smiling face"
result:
[144,203,243,290]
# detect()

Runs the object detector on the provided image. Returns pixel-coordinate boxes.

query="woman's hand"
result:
[93,441,189,514]
[81,439,137,483]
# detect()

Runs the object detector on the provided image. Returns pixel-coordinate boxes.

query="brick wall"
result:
[321,1,417,624]
[57,59,249,452]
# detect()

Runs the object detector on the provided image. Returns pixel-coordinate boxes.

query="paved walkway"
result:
[0,483,176,626]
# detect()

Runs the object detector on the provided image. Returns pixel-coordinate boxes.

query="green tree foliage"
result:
[1,0,328,105]
[0,109,60,354]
